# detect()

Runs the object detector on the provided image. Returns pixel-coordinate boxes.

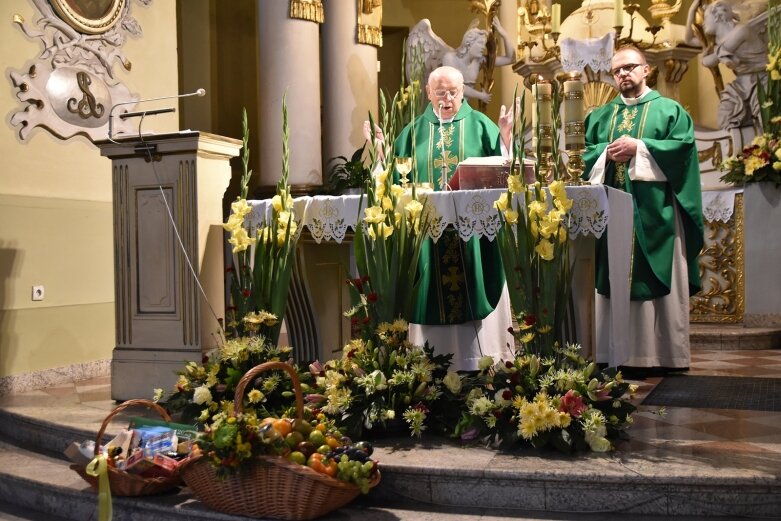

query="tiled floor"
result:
[617,350,781,463]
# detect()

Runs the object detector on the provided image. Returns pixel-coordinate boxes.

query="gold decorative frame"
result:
[357,0,383,47]
[690,193,745,323]
[290,0,324,24]
[49,0,125,34]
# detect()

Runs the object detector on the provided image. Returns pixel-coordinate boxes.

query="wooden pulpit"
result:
[96,132,241,401]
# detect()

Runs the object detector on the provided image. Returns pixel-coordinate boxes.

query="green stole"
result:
[583,91,704,300]
[394,102,505,325]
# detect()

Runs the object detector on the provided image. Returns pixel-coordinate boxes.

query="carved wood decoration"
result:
[9,0,151,141]
[290,0,324,23]
[357,0,383,47]
[690,194,745,323]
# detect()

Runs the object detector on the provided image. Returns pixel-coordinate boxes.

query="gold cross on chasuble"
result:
[434,149,460,183]
[442,266,463,291]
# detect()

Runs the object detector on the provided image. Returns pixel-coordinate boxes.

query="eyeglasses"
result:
[611,63,643,76]
[433,88,461,98]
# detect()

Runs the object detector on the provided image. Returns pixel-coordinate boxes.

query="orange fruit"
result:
[273,418,293,437]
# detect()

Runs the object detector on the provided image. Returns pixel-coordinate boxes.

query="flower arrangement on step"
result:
[155,336,309,426]
[318,83,450,438]
[307,318,452,439]
[222,101,299,344]
[720,19,781,187]
[427,84,637,453]
[443,344,637,452]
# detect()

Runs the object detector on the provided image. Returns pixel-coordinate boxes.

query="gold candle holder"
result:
[564,145,586,185]
[562,72,585,185]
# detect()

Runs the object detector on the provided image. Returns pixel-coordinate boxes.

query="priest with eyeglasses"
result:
[363,65,518,371]
[583,45,704,377]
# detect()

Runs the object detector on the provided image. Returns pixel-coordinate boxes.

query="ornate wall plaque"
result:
[9,0,151,141]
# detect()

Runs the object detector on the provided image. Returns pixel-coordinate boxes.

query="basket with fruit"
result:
[180,361,380,520]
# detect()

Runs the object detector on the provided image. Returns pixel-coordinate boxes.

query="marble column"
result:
[257,1,322,192]
[321,0,378,168]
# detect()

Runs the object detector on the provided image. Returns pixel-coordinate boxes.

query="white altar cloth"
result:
[248,186,612,243]
[247,186,632,367]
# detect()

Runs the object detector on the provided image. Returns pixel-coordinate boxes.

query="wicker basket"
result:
[180,361,380,520]
[71,399,183,496]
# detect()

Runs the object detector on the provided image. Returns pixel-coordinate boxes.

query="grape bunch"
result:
[329,441,378,493]
[336,456,376,494]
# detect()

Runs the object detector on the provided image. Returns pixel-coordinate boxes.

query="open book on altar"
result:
[448,156,536,190]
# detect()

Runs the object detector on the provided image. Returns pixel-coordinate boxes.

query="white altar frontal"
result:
[248,186,633,367]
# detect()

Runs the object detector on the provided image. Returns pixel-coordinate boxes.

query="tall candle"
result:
[535,81,552,126]
[551,3,561,33]
[563,78,585,149]
[532,81,553,152]
[614,0,624,27]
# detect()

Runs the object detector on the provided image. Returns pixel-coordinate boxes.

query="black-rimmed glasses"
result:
[611,63,643,76]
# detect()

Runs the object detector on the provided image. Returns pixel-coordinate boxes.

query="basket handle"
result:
[233,361,304,420]
[93,398,172,456]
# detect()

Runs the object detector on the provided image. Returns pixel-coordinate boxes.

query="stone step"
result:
[0,405,779,519]
[690,323,781,350]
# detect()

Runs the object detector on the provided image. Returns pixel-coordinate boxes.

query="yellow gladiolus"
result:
[222,212,244,232]
[271,194,284,212]
[405,199,424,221]
[368,222,394,240]
[364,205,386,224]
[535,239,554,260]
[549,180,566,200]
[507,174,523,194]
[228,227,256,253]
[494,192,508,211]
[504,208,519,224]
[231,198,253,217]
[382,196,393,211]
[559,226,568,244]
[528,200,546,219]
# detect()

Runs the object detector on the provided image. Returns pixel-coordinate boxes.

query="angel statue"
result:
[686,0,769,130]
[406,17,515,105]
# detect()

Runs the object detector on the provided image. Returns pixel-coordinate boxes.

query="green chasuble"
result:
[583,91,704,300]
[394,101,506,325]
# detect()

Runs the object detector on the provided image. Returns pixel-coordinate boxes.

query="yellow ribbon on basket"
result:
[85,454,112,521]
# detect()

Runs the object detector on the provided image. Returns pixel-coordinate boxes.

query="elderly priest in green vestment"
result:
[583,46,704,374]
[370,65,518,371]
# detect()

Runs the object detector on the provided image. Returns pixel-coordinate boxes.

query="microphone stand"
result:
[107,88,206,144]
[437,102,451,191]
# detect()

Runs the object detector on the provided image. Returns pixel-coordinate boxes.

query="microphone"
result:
[107,88,207,142]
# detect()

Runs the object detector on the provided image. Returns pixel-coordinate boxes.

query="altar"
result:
[247,186,634,367]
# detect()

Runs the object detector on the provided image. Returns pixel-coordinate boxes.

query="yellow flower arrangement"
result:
[222,102,299,343]
[721,35,781,186]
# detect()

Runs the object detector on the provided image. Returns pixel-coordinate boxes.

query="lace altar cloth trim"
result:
[247,186,610,244]
[560,33,614,73]
[702,188,742,223]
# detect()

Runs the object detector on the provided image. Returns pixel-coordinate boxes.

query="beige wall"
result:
[0,0,179,379]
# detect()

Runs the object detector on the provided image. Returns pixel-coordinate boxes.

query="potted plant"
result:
[324,144,371,195]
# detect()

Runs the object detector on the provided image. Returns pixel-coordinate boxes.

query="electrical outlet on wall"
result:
[32,285,45,301]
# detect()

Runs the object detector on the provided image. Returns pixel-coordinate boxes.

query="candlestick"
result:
[532,80,553,155]
[614,0,624,27]
[563,78,585,150]
[551,3,561,33]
